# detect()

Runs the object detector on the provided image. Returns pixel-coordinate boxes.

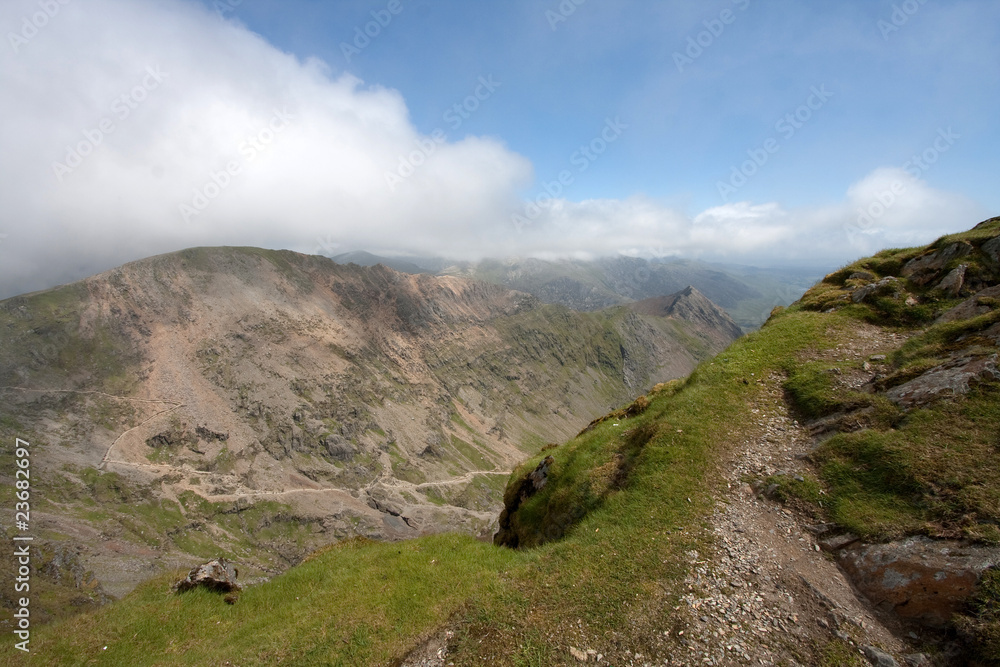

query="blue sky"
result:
[0,0,997,296]
[224,0,998,210]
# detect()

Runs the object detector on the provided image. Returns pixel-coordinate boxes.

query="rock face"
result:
[174,558,240,593]
[886,353,1000,407]
[838,537,1000,629]
[901,242,974,286]
[937,285,1000,323]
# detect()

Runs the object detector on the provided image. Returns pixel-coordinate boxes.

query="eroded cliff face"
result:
[0,247,741,609]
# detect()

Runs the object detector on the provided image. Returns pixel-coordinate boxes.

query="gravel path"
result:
[667,374,909,665]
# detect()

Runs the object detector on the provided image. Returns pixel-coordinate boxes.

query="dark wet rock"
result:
[886,354,1000,407]
[174,558,240,593]
[838,537,1000,629]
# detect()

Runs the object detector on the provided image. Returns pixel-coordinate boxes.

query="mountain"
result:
[0,247,740,619]
[12,218,1000,665]
[329,251,430,275]
[442,256,820,330]
[629,286,744,346]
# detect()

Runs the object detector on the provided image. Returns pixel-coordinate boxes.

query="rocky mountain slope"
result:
[0,247,741,620]
[9,217,999,665]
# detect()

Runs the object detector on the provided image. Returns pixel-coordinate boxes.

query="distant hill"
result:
[442,256,819,330]
[329,251,429,275]
[321,250,821,330]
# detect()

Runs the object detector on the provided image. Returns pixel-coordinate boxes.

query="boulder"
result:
[901,242,973,286]
[838,537,1000,628]
[934,264,967,296]
[886,354,1000,408]
[174,558,240,593]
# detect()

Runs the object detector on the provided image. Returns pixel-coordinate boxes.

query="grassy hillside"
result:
[7,218,1000,665]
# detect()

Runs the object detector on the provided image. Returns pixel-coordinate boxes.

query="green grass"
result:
[956,568,1000,664]
[9,535,516,666]
[814,384,1000,541]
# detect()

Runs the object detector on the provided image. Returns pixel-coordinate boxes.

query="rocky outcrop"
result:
[851,277,904,304]
[934,264,967,296]
[837,537,1000,629]
[886,353,1000,408]
[937,285,1000,323]
[901,242,974,286]
[493,456,554,549]
[174,558,240,593]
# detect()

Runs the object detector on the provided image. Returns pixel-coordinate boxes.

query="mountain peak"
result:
[629,286,743,342]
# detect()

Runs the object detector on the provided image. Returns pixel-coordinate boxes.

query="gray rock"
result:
[323,434,357,461]
[886,354,1000,408]
[863,645,899,667]
[936,285,1000,323]
[901,242,973,286]
[852,277,902,304]
[174,558,240,593]
[903,654,931,667]
[933,263,967,296]
[983,236,1000,264]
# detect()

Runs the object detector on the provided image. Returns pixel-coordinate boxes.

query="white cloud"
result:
[0,0,990,298]
[0,0,532,296]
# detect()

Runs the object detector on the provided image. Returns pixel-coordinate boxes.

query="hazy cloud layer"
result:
[0,0,989,298]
